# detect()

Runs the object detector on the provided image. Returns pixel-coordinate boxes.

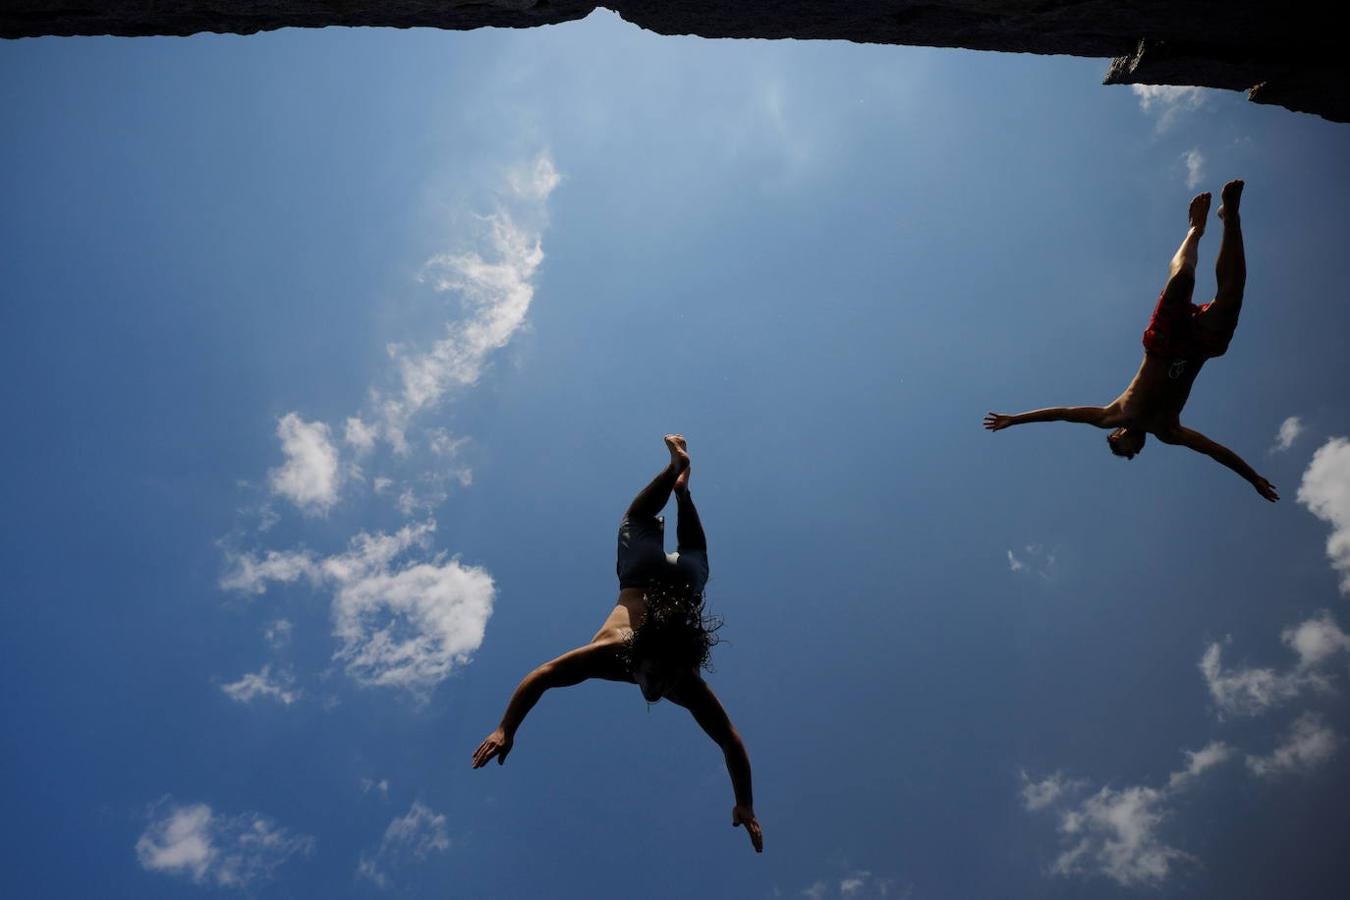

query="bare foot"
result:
[1188,191,1211,234]
[664,434,690,475]
[1219,179,1243,221]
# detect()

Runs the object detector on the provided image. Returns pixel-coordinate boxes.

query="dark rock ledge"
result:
[4,2,1346,123]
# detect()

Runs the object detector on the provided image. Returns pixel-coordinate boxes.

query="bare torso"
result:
[584,589,651,683]
[1110,352,1206,435]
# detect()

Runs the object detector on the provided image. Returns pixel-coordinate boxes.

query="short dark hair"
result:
[623,582,722,675]
[1107,427,1145,460]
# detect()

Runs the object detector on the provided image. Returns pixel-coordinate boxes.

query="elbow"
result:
[526,663,556,691]
[719,727,746,756]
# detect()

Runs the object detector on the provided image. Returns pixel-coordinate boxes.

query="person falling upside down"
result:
[984,180,1278,502]
[471,434,764,853]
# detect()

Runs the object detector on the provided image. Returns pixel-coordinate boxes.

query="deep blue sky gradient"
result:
[3,12,1350,899]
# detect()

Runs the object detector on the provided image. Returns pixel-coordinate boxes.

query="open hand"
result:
[732,804,763,853]
[984,412,1014,432]
[1253,476,1279,503]
[472,728,514,768]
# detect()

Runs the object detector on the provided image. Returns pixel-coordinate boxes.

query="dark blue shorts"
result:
[616,514,709,594]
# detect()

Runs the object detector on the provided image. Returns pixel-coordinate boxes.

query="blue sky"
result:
[3,11,1350,899]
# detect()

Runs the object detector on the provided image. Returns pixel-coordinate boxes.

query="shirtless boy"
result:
[985,180,1278,502]
[471,435,764,852]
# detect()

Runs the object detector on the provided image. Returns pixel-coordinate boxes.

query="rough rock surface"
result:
[4,1,1346,123]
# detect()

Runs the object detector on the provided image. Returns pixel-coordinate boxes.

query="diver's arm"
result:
[675,678,763,853]
[984,406,1117,431]
[1171,426,1279,502]
[471,640,622,768]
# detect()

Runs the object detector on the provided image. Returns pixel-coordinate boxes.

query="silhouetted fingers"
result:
[472,741,496,768]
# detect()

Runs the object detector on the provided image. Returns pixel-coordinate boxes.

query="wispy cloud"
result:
[1270,416,1304,453]
[1024,742,1231,887]
[801,870,904,899]
[263,618,293,650]
[1166,741,1233,790]
[1246,712,1338,778]
[378,156,558,454]
[1199,610,1348,718]
[223,520,494,693]
[135,800,314,887]
[1007,544,1056,578]
[1130,84,1207,131]
[1182,148,1206,189]
[220,665,301,706]
[357,800,450,889]
[1020,771,1083,811]
[268,413,342,515]
[222,154,557,698]
[360,777,390,799]
[345,416,378,454]
[1297,437,1350,592]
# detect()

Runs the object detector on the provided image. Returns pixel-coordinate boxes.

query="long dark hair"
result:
[622,581,722,673]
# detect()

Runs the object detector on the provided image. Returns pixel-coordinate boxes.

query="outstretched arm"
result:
[471,640,623,768]
[1169,426,1279,502]
[984,406,1118,431]
[673,678,763,853]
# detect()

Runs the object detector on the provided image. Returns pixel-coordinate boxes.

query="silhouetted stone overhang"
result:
[4,2,1346,123]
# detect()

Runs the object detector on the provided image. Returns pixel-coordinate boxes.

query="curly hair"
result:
[621,581,722,674]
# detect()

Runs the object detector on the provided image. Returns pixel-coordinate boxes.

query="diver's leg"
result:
[674,483,707,554]
[624,434,690,520]
[1209,179,1246,323]
[1162,191,1210,299]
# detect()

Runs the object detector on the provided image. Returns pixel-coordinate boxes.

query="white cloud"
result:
[357,800,450,889]
[135,800,313,887]
[1053,784,1186,885]
[222,155,553,697]
[1298,437,1350,592]
[268,413,341,515]
[1182,148,1205,189]
[1282,610,1350,669]
[1020,770,1082,811]
[345,416,378,453]
[427,429,468,458]
[221,665,301,706]
[377,154,557,453]
[507,153,561,201]
[1026,743,1231,887]
[1246,712,1338,777]
[384,220,544,447]
[1166,741,1233,790]
[800,870,903,899]
[264,618,293,650]
[839,876,867,897]
[1199,638,1331,719]
[1130,84,1207,131]
[1199,609,1350,718]
[1007,544,1055,578]
[219,547,320,595]
[361,777,390,799]
[1271,416,1304,453]
[222,521,494,693]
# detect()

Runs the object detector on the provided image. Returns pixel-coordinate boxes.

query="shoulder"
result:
[555,638,628,678]
[1098,403,1128,428]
